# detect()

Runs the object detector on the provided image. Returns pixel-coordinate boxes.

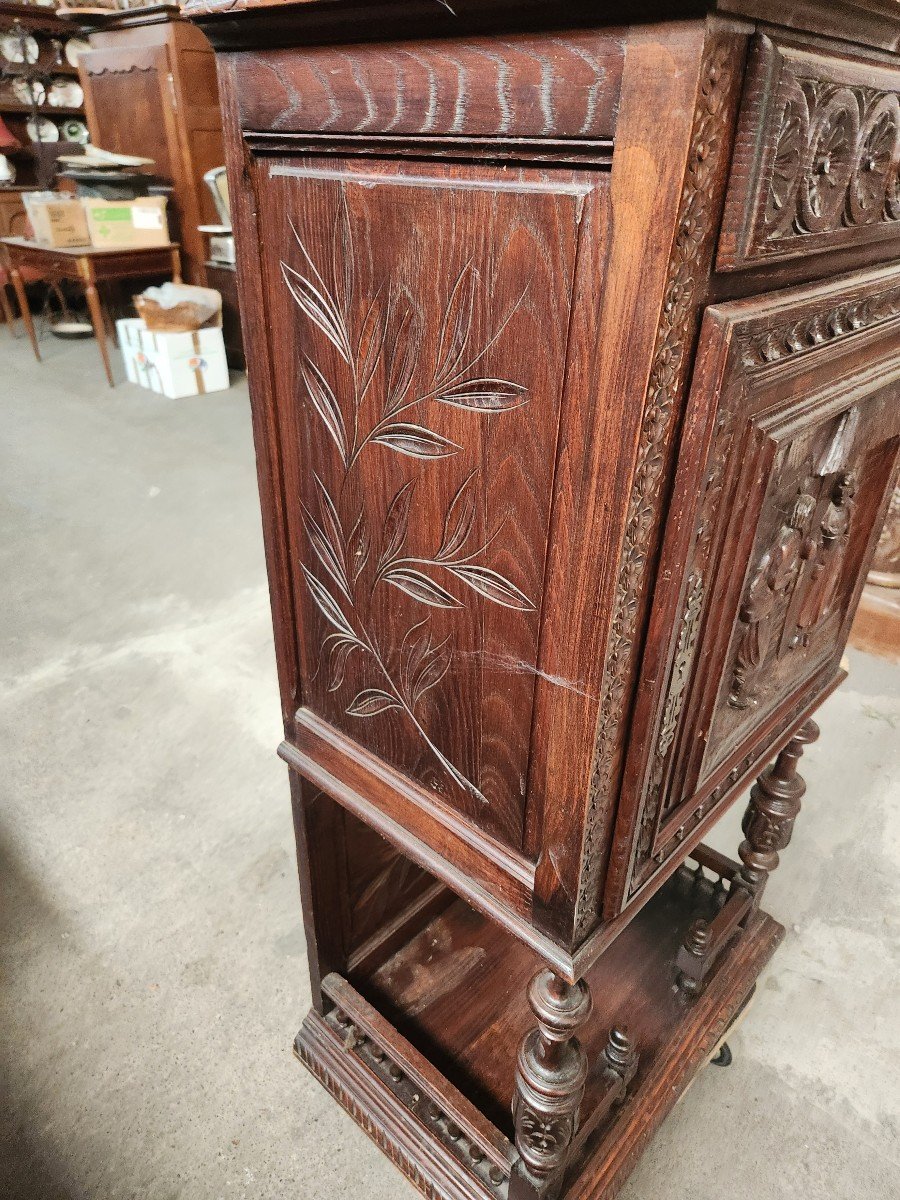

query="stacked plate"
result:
[0,32,39,66]
[48,78,84,108]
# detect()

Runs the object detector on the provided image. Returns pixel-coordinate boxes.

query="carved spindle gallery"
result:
[602,1027,639,1090]
[511,971,592,1200]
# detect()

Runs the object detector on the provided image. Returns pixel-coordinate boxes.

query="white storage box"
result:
[139,326,229,399]
[116,319,229,398]
[116,317,154,387]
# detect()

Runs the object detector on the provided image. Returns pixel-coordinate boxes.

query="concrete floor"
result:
[1,331,897,1200]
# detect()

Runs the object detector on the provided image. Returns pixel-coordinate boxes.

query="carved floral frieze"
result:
[721,37,900,266]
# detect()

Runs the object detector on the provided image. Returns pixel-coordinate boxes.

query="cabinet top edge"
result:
[183,0,900,55]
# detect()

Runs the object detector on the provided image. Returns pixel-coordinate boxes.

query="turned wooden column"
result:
[738,719,819,899]
[511,969,592,1200]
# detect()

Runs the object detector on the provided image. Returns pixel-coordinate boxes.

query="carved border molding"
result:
[574,33,741,941]
[719,35,900,268]
[739,281,900,366]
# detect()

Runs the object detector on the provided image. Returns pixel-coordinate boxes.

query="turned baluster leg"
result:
[738,718,819,900]
[510,969,592,1200]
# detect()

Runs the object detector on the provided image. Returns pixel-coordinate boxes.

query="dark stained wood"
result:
[229,31,625,140]
[358,862,763,1141]
[613,261,900,913]
[189,1,899,1196]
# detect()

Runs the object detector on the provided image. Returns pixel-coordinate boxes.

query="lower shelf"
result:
[296,866,784,1200]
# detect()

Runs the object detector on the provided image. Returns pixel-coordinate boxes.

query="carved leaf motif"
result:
[383,567,462,609]
[347,689,403,717]
[436,473,477,562]
[383,299,417,415]
[282,257,352,365]
[371,423,461,459]
[435,260,478,385]
[330,193,355,315]
[300,358,348,464]
[377,482,415,574]
[302,565,356,640]
[301,495,350,600]
[327,637,361,692]
[412,639,451,705]
[445,563,535,611]
[436,377,528,412]
[347,515,370,582]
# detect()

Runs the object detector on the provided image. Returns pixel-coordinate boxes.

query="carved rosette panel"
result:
[573,34,741,941]
[720,36,900,267]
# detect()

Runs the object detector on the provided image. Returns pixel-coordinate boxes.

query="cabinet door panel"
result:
[258,156,596,855]
[608,265,900,913]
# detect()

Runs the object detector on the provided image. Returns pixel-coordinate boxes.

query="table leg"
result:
[0,280,15,335]
[85,280,114,387]
[170,247,182,285]
[10,266,39,361]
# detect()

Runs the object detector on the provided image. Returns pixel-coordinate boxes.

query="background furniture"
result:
[77,7,225,287]
[850,484,900,660]
[188,1,900,1197]
[0,0,94,320]
[204,259,243,369]
[2,235,181,385]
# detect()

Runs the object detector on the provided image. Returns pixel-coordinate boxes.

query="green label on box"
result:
[95,208,131,222]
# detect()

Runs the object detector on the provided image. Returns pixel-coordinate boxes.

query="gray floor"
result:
[1,332,897,1200]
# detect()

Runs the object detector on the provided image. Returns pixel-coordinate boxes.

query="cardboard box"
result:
[23,194,90,248]
[84,197,170,250]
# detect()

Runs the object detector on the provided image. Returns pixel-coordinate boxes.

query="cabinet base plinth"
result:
[295,872,783,1200]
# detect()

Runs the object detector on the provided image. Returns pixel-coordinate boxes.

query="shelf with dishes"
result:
[1,74,84,108]
[0,11,91,188]
[2,102,85,116]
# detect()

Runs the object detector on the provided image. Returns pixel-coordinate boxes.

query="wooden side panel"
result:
[612,264,900,912]
[256,155,600,855]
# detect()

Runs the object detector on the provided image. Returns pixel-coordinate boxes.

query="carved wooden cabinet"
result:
[187,1,900,1196]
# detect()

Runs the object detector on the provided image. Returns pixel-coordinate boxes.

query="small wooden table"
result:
[0,238,181,387]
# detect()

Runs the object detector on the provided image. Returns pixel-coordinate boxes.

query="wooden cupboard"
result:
[79,11,224,286]
[186,1,900,1196]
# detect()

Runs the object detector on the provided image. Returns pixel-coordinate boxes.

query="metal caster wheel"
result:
[710,1042,733,1067]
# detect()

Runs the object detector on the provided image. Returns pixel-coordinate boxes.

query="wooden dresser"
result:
[186,1,900,1196]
